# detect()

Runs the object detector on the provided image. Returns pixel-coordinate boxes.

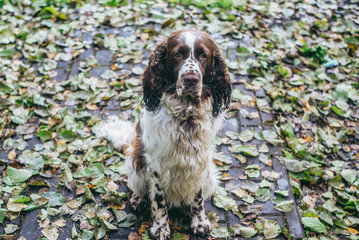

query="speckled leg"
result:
[190,190,211,238]
[147,168,170,240]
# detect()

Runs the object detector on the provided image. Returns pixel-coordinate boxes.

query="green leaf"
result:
[280,123,294,138]
[238,129,254,142]
[102,219,118,230]
[331,106,344,117]
[109,162,126,175]
[264,220,281,239]
[85,185,97,202]
[23,202,39,211]
[0,82,14,93]
[318,210,333,226]
[345,36,359,45]
[245,164,260,178]
[0,49,14,57]
[42,192,66,207]
[81,230,94,240]
[274,200,294,212]
[61,129,76,139]
[341,169,358,184]
[214,152,232,164]
[38,6,57,17]
[12,195,31,203]
[6,167,32,185]
[57,13,67,20]
[284,159,308,173]
[85,163,105,177]
[0,208,8,224]
[216,0,233,9]
[301,217,326,233]
[210,226,231,238]
[0,28,15,44]
[328,176,343,189]
[232,225,257,237]
[237,46,251,57]
[117,214,135,227]
[213,187,236,211]
[287,138,305,153]
[229,145,259,157]
[28,179,48,187]
[11,108,31,125]
[256,188,271,202]
[37,130,52,141]
[225,131,238,140]
[278,65,288,78]
[171,232,188,240]
[231,89,247,102]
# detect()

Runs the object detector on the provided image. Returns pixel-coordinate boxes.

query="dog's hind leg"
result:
[190,189,211,238]
[147,169,171,240]
[127,169,147,211]
[125,145,147,211]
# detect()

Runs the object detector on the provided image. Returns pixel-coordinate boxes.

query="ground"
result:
[0,0,358,240]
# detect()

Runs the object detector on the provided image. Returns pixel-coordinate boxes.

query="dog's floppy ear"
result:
[205,43,232,117]
[142,39,169,112]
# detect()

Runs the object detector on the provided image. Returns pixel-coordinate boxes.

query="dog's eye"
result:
[199,53,207,60]
[174,53,182,59]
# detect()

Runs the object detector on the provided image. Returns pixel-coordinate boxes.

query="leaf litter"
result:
[0,0,359,239]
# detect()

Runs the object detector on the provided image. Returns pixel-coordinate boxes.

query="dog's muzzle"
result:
[177,63,203,97]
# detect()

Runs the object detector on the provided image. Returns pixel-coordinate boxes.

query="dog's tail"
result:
[93,115,135,151]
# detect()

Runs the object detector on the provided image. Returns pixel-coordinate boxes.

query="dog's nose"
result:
[183,74,200,86]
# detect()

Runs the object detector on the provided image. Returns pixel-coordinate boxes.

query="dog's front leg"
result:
[190,189,211,238]
[147,169,170,240]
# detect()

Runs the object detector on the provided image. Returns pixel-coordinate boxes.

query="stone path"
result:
[0,25,304,240]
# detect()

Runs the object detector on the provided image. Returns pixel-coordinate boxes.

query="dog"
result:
[97,29,232,239]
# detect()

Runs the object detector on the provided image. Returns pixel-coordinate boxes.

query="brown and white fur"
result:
[97,29,232,239]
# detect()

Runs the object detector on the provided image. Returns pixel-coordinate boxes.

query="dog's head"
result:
[142,29,232,117]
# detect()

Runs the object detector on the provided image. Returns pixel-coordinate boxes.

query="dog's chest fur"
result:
[141,94,220,207]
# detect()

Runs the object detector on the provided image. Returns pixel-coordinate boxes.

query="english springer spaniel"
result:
[97,29,232,239]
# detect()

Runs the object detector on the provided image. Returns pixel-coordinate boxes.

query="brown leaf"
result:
[7,150,16,161]
[7,199,27,212]
[107,180,119,192]
[41,225,59,240]
[231,188,246,198]
[66,199,80,209]
[128,231,141,240]
[54,219,66,228]
[261,170,281,180]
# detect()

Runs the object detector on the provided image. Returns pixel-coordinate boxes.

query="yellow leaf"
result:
[86,103,98,110]
[214,160,223,166]
[138,222,150,235]
[348,227,359,235]
[119,202,126,210]
[221,173,231,181]
[305,102,312,111]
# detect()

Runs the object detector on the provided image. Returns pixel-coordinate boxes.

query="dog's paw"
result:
[150,221,171,240]
[191,215,211,239]
[129,194,146,212]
